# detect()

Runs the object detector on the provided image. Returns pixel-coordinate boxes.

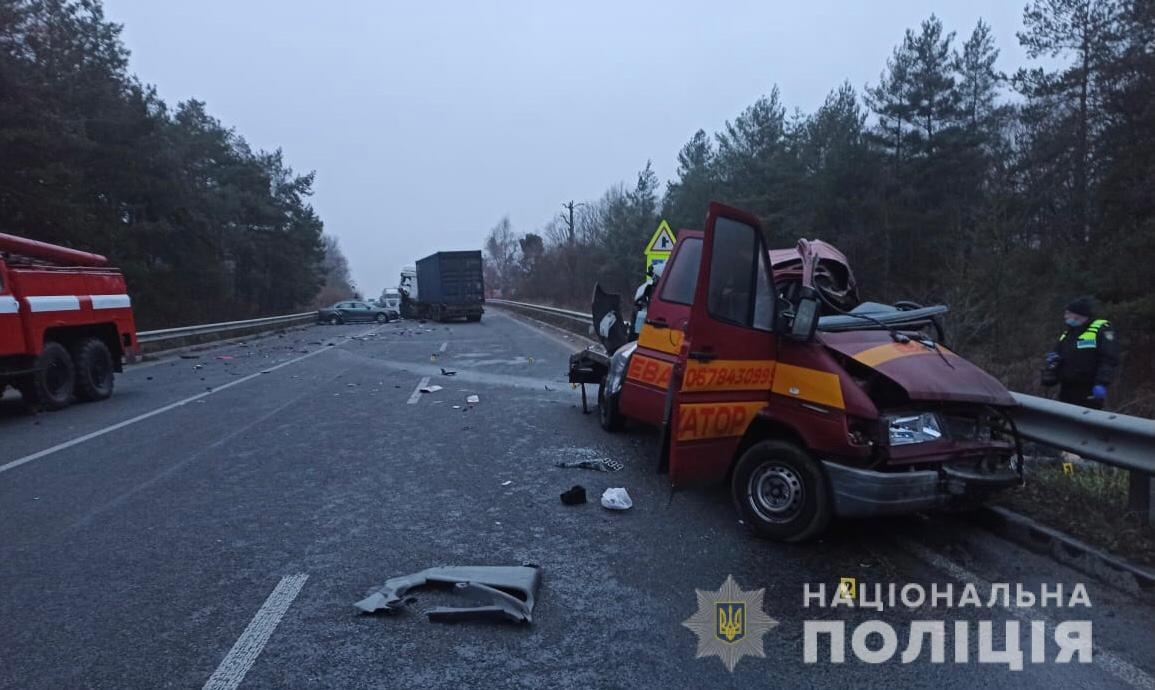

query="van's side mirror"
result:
[787,288,820,341]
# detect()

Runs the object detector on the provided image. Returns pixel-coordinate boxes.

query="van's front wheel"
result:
[731,440,830,542]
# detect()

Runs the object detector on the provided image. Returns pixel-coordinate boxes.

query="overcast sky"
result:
[104,1,1030,298]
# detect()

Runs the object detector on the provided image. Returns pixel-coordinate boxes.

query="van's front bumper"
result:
[822,460,1020,518]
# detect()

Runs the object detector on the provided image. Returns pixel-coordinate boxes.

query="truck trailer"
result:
[399,251,485,322]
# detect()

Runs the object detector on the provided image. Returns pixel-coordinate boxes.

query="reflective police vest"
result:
[1059,319,1110,350]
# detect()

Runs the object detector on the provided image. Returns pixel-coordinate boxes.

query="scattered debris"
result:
[192,364,204,371]
[452,405,461,409]
[560,485,587,505]
[544,385,554,391]
[555,458,623,472]
[440,368,456,376]
[347,383,358,387]
[419,384,443,393]
[216,355,234,361]
[601,487,633,510]
[179,353,200,359]
[501,480,513,486]
[260,369,272,374]
[355,565,542,623]
[466,394,480,404]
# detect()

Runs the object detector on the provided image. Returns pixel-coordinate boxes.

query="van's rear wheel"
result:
[731,440,830,542]
[21,341,75,410]
[597,377,624,432]
[72,338,115,401]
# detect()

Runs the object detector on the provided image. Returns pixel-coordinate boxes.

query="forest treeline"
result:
[483,0,1154,412]
[0,0,355,328]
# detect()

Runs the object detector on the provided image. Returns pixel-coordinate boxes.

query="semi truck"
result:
[569,202,1022,542]
[0,233,139,410]
[398,251,485,322]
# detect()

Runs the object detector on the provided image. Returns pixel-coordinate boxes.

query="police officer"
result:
[1042,297,1120,408]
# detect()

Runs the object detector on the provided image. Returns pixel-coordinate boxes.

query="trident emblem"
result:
[715,603,745,643]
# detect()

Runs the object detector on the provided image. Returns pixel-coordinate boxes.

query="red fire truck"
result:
[0,233,139,410]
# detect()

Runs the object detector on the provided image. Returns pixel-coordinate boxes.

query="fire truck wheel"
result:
[26,341,75,410]
[731,440,831,542]
[72,338,115,401]
[597,377,624,432]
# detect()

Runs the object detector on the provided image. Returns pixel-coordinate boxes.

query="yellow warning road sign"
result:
[645,219,676,276]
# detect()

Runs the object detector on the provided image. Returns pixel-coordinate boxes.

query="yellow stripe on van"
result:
[637,324,683,355]
[683,359,774,392]
[770,363,845,409]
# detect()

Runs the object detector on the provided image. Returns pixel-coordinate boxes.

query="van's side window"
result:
[707,218,756,325]
[707,217,774,329]
[659,238,702,306]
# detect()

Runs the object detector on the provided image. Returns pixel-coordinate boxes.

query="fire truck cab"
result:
[0,233,138,410]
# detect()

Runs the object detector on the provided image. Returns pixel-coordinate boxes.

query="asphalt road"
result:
[1,310,1153,689]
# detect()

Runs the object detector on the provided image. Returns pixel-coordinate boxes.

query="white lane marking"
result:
[407,376,431,404]
[901,540,1155,689]
[0,295,18,314]
[0,328,380,475]
[203,573,308,690]
[25,295,80,312]
[90,294,131,309]
[439,341,448,352]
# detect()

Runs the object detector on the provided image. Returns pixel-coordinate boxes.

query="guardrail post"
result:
[1128,471,1154,526]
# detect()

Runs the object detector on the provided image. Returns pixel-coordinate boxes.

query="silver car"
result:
[317,300,398,325]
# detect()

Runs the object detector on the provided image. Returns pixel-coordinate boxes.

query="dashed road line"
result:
[202,573,309,690]
[0,328,380,476]
[407,376,431,404]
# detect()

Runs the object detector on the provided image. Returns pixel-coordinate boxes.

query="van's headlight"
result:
[886,412,944,446]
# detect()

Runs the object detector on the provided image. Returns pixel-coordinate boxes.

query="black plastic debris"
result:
[555,458,623,472]
[440,368,456,376]
[355,565,541,624]
[560,485,587,505]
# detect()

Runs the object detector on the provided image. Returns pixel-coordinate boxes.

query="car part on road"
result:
[466,394,480,404]
[601,487,633,510]
[440,368,456,376]
[354,565,542,624]
[555,458,623,472]
[560,485,587,505]
[419,384,442,393]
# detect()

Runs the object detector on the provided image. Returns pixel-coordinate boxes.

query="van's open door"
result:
[618,230,702,426]
[666,203,779,486]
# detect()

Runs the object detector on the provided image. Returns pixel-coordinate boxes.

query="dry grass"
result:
[995,458,1155,567]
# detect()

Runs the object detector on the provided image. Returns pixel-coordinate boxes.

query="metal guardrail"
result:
[1010,393,1155,474]
[137,312,315,350]
[486,299,589,324]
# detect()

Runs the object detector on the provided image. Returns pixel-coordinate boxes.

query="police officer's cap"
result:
[1065,296,1096,317]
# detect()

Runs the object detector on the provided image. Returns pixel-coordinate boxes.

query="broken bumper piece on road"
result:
[354,565,542,624]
